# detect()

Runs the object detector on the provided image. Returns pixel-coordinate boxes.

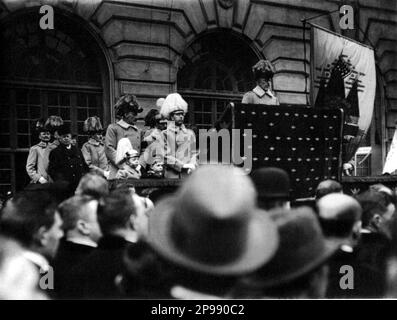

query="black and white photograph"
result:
[0,0,396,305]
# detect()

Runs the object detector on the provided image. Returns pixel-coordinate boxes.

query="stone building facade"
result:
[0,0,396,192]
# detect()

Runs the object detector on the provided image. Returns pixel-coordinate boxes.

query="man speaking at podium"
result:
[242,59,279,106]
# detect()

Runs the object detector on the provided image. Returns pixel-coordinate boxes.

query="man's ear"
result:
[372,214,382,228]
[35,226,49,247]
[76,219,90,236]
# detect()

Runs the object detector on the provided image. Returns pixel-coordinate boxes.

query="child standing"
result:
[115,138,141,180]
[26,126,52,184]
[48,123,89,193]
[81,116,109,179]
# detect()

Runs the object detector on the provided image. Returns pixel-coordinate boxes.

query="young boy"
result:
[48,123,89,193]
[81,116,109,179]
[115,138,141,180]
[26,126,52,184]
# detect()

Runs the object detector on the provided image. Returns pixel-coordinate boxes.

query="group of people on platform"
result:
[1,164,397,299]
[26,92,198,194]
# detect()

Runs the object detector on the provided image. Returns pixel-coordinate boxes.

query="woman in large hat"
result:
[242,59,279,105]
[81,116,109,179]
[105,94,143,179]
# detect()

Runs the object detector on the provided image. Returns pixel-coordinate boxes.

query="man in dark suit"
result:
[48,124,89,194]
[353,190,395,298]
[53,195,101,298]
[67,188,140,299]
[317,193,362,298]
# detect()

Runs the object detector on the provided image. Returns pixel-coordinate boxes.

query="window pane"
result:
[0,105,10,118]
[0,135,10,148]
[60,108,70,120]
[17,120,29,133]
[77,108,87,121]
[60,93,70,106]
[17,135,29,148]
[16,105,28,118]
[0,120,9,133]
[48,92,59,106]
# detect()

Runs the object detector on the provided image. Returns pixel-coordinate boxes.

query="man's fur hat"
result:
[83,116,103,134]
[44,116,64,133]
[160,93,188,119]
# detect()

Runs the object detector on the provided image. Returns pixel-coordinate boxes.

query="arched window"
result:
[0,11,108,193]
[177,31,260,129]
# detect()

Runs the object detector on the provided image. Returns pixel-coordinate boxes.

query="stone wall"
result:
[0,0,396,141]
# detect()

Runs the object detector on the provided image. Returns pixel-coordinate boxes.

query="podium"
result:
[218,103,344,199]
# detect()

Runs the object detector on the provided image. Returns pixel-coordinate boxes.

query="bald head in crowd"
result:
[317,193,362,239]
[315,179,343,200]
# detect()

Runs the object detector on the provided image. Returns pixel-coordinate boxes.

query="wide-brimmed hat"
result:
[251,167,290,199]
[252,60,276,81]
[243,206,339,288]
[115,94,143,117]
[160,93,188,119]
[148,165,279,276]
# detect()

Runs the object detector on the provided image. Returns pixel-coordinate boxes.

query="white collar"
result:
[252,85,276,99]
[23,250,50,272]
[360,228,372,234]
[170,285,223,300]
[66,237,98,248]
[117,119,138,130]
[167,122,187,133]
[340,244,353,253]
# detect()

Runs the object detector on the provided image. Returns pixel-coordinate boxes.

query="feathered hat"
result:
[83,116,103,134]
[115,138,139,165]
[252,60,276,81]
[44,116,64,133]
[144,109,160,127]
[160,93,188,119]
[115,94,143,118]
[33,118,49,133]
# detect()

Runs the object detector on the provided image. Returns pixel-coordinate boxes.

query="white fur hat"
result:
[116,138,139,165]
[156,98,165,109]
[160,93,188,119]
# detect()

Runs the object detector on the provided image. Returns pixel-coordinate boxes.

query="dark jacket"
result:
[350,231,391,298]
[53,239,96,299]
[48,144,89,192]
[67,235,134,299]
[326,246,358,298]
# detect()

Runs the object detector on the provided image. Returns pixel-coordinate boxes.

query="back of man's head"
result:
[97,189,136,235]
[75,173,109,199]
[0,191,58,248]
[58,195,100,241]
[317,193,362,238]
[315,179,343,200]
[356,190,392,229]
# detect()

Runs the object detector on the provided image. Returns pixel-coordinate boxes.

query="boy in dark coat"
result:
[48,124,89,194]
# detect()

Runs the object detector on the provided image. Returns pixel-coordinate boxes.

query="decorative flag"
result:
[310,24,376,162]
